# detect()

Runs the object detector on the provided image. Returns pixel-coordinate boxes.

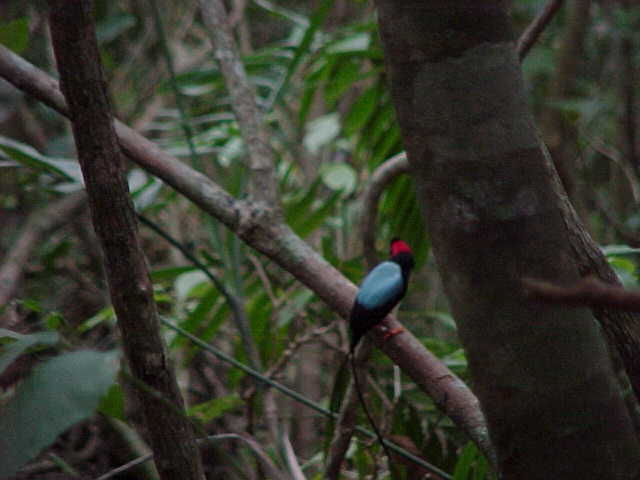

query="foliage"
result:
[0,349,118,478]
[2,0,640,479]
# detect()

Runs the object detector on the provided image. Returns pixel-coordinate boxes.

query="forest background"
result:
[2,1,640,479]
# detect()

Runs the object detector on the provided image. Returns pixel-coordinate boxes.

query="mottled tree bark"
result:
[374,1,640,478]
[47,2,204,479]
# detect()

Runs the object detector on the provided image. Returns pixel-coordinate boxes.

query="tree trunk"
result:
[374,1,640,478]
[48,2,205,479]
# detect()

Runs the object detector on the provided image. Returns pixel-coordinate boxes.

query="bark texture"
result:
[48,2,204,479]
[374,1,640,478]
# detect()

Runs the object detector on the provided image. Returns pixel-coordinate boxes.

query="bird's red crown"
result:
[390,238,412,256]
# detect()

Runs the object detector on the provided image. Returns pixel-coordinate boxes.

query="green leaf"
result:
[602,244,640,256]
[77,306,116,333]
[173,285,220,348]
[608,256,639,288]
[319,162,356,194]
[174,270,209,303]
[151,265,197,282]
[344,84,380,136]
[273,0,335,106]
[0,136,82,183]
[97,383,125,420]
[324,58,361,106]
[188,394,242,423]
[0,330,59,375]
[326,32,371,54]
[303,113,341,154]
[453,442,477,480]
[0,350,119,478]
[0,18,29,53]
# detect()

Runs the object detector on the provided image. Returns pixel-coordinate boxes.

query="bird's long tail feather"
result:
[349,351,396,473]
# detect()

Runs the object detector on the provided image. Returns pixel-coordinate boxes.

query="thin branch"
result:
[523,276,640,311]
[197,0,279,207]
[47,2,203,479]
[0,44,491,462]
[361,152,409,268]
[281,429,306,480]
[0,191,85,308]
[517,0,564,61]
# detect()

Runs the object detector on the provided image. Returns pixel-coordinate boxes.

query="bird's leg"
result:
[376,323,405,341]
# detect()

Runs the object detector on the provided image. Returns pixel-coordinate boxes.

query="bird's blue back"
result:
[356,261,403,310]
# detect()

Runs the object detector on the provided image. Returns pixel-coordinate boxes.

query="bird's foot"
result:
[377,325,405,341]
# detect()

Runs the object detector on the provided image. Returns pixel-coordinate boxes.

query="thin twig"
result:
[517,0,564,61]
[281,428,306,480]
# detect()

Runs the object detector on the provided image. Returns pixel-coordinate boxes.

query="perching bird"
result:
[344,238,414,472]
[349,238,414,352]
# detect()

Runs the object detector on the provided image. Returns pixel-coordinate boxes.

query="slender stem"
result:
[517,0,564,61]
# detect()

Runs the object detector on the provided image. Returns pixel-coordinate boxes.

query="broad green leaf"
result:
[326,32,370,54]
[0,330,59,375]
[319,163,356,194]
[174,270,209,303]
[303,113,341,154]
[608,257,639,288]
[0,136,82,183]
[0,18,29,53]
[0,350,119,478]
[324,58,361,106]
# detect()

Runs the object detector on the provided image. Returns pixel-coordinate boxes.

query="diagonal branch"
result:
[198,0,279,208]
[517,0,564,61]
[0,44,491,461]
